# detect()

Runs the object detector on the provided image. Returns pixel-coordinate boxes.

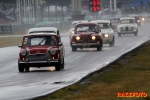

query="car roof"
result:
[110,17,120,19]
[120,17,135,20]
[24,33,57,37]
[28,27,58,34]
[129,14,139,16]
[75,22,98,26]
[72,20,88,24]
[91,20,110,23]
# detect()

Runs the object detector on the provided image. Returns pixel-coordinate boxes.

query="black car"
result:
[130,15,141,26]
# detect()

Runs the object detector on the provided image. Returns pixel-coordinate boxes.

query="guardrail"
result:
[0,25,13,34]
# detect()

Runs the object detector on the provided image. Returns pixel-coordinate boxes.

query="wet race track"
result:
[0,23,150,100]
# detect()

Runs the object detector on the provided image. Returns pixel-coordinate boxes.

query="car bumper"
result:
[118,31,137,34]
[72,43,101,48]
[103,38,110,43]
[19,59,59,67]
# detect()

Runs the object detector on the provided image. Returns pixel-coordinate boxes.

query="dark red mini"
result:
[18,33,65,72]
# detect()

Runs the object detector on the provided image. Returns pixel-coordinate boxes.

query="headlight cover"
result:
[50,49,56,55]
[20,49,27,56]
[72,30,74,34]
[104,34,109,38]
[76,36,80,40]
[92,36,96,40]
[134,27,137,32]
[142,18,145,21]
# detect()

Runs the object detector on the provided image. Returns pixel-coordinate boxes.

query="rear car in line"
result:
[117,17,138,37]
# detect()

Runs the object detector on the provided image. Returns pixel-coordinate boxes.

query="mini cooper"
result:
[117,17,138,37]
[91,20,115,46]
[70,22,103,51]
[69,20,88,39]
[18,33,65,72]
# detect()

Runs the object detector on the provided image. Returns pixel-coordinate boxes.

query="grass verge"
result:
[0,37,23,48]
[38,41,150,100]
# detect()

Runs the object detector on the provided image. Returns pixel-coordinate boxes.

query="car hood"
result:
[26,46,56,54]
[101,29,111,34]
[70,28,75,31]
[76,32,96,36]
[118,24,136,28]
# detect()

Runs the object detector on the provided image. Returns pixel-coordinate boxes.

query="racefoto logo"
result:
[117,92,148,97]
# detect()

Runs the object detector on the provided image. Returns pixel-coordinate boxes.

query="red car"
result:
[70,22,103,51]
[18,33,64,72]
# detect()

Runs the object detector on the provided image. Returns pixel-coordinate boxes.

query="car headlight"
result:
[142,18,145,21]
[92,36,96,40]
[134,28,137,32]
[72,30,74,34]
[104,34,109,38]
[137,20,140,22]
[50,49,56,55]
[20,49,27,56]
[76,36,80,40]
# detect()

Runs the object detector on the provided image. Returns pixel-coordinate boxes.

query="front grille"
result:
[131,27,134,31]
[27,54,50,61]
[83,36,89,43]
[125,27,129,31]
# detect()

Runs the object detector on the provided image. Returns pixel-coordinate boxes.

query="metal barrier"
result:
[0,25,13,34]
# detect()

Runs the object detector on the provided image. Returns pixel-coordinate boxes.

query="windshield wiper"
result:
[38,38,46,45]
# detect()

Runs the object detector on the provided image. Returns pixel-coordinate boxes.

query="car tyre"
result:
[109,37,115,47]
[118,33,121,37]
[134,30,138,36]
[61,58,64,70]
[97,43,102,51]
[18,60,24,72]
[55,57,61,71]
[72,46,77,51]
[25,66,30,72]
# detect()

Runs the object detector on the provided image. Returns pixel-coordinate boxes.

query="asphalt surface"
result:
[0,23,150,100]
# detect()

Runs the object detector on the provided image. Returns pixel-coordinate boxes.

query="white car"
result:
[117,17,138,37]
[27,27,65,56]
[91,20,115,46]
[69,20,88,39]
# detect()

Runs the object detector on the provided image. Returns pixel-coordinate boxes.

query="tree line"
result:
[0,0,71,6]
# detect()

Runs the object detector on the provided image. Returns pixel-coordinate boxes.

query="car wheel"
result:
[109,37,115,47]
[118,33,121,37]
[72,47,77,51]
[97,43,102,51]
[134,33,137,36]
[134,30,138,36]
[61,58,64,70]
[18,60,24,72]
[25,66,30,72]
[55,58,61,71]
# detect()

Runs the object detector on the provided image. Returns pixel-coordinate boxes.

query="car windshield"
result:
[110,18,120,23]
[98,23,110,29]
[72,23,77,28]
[29,31,56,34]
[120,19,135,24]
[23,36,57,46]
[76,25,98,32]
